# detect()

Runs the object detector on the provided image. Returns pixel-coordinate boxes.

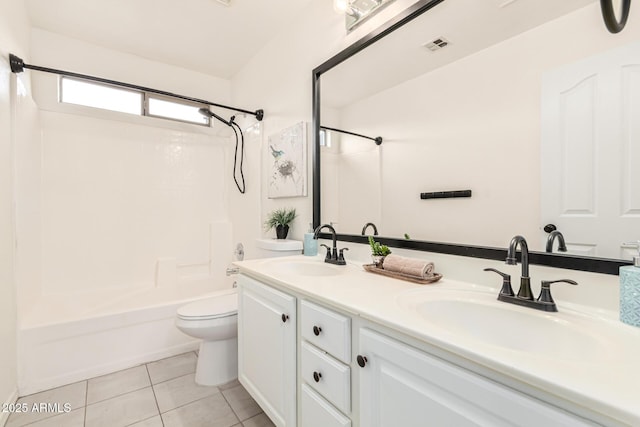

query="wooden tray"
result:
[362,264,443,285]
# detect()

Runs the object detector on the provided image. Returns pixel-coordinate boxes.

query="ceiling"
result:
[25,0,314,79]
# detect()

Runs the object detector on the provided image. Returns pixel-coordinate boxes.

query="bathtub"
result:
[17,276,236,395]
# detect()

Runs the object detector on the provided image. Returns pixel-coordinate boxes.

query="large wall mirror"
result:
[313,0,639,274]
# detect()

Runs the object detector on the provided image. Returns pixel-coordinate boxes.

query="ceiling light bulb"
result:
[334,0,349,13]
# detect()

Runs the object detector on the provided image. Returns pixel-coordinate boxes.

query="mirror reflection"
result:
[320,0,640,260]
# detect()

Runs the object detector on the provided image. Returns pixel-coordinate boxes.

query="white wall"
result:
[230,0,422,257]
[329,3,640,250]
[0,0,31,418]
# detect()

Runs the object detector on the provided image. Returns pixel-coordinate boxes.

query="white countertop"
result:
[234,255,640,426]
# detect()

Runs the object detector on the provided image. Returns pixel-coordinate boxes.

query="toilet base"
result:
[195,336,238,386]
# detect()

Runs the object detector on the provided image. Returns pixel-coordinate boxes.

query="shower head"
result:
[198,107,233,126]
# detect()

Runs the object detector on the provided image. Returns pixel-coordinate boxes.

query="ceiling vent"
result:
[423,37,450,52]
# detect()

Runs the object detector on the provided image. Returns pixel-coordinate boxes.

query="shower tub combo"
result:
[18,276,235,395]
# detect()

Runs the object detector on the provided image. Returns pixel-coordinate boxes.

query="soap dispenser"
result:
[620,241,640,327]
[303,223,318,256]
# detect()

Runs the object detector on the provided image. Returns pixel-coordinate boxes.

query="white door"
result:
[358,328,594,427]
[541,42,640,259]
[237,275,296,427]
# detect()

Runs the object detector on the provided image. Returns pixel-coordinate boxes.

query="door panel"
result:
[541,43,640,259]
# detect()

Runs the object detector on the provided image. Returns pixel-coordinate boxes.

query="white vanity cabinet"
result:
[236,271,607,427]
[237,275,296,427]
[357,328,596,427]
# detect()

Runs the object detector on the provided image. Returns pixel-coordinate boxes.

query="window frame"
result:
[144,93,211,127]
[59,76,212,127]
[59,76,144,116]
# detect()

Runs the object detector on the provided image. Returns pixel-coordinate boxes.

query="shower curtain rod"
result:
[8,54,264,121]
[320,125,382,145]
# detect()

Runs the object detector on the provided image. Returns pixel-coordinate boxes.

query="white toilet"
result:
[175,292,238,386]
[176,238,302,386]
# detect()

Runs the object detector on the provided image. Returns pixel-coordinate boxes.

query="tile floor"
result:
[7,352,275,427]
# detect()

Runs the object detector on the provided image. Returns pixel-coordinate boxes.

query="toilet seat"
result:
[177,293,237,321]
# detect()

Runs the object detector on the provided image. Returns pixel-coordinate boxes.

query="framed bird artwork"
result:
[267,122,307,198]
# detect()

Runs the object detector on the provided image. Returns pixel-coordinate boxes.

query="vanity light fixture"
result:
[333,0,349,13]
[334,0,397,31]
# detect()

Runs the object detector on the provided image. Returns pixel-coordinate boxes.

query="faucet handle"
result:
[338,247,349,262]
[538,279,578,305]
[320,244,331,260]
[483,268,514,297]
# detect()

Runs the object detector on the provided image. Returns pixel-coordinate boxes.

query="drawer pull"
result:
[281,313,289,323]
[313,326,322,336]
[357,355,368,368]
[313,371,322,382]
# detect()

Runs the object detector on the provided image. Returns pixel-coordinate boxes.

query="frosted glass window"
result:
[60,77,142,115]
[147,96,209,125]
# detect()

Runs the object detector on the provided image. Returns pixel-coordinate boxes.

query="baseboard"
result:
[0,388,18,427]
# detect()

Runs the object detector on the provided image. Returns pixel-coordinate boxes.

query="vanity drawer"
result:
[301,384,351,427]
[301,341,351,414]
[301,300,351,363]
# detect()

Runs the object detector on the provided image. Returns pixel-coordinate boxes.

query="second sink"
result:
[396,288,634,363]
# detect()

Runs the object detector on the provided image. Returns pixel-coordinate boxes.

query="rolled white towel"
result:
[382,254,435,279]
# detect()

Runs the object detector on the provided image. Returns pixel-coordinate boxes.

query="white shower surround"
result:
[13,36,239,394]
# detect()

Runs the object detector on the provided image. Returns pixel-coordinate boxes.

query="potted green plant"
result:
[368,235,391,267]
[264,207,298,239]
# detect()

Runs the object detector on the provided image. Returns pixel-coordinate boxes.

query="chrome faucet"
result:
[314,224,347,265]
[484,235,578,312]
[505,235,532,300]
[361,222,379,236]
[545,230,567,253]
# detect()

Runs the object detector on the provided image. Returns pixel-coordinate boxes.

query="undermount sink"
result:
[273,259,345,277]
[396,288,626,362]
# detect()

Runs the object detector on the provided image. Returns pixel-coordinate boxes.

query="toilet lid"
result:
[177,293,237,320]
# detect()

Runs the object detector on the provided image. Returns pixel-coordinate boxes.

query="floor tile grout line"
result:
[146,353,198,386]
[145,364,164,427]
[6,397,80,427]
[16,407,85,427]
[85,384,150,407]
[84,364,154,406]
[148,369,197,387]
[122,414,160,427]
[13,378,87,400]
[157,388,223,416]
[8,381,86,426]
[220,387,243,423]
[83,359,198,417]
[13,352,201,427]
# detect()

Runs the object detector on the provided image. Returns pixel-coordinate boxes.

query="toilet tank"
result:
[255,238,303,258]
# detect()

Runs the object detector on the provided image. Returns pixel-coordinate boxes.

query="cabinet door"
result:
[238,275,296,427]
[358,328,594,427]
